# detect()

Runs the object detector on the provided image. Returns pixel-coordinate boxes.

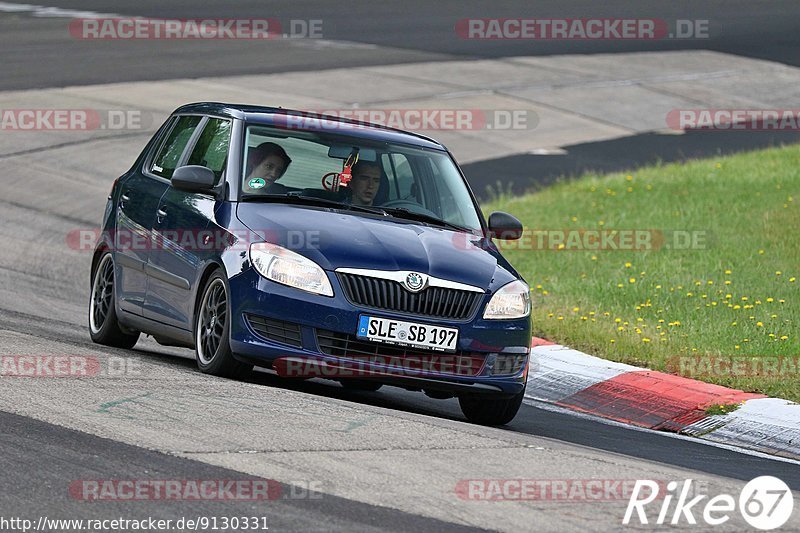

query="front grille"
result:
[337,273,482,320]
[246,314,302,348]
[316,329,485,377]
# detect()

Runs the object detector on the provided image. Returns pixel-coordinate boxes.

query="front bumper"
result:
[228,268,531,396]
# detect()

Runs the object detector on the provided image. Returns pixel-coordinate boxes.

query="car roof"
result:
[173,102,447,151]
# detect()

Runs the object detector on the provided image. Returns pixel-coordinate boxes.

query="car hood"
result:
[236,203,505,290]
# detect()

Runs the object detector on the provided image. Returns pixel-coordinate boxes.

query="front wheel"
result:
[89,252,140,349]
[195,271,252,379]
[459,385,526,426]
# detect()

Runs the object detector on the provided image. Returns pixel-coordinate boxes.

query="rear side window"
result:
[187,118,232,184]
[151,115,202,179]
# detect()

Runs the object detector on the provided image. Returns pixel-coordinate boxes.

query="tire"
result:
[89,252,140,349]
[459,384,526,426]
[194,270,252,379]
[340,379,383,392]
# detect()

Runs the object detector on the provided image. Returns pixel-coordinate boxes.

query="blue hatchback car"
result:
[89,103,531,425]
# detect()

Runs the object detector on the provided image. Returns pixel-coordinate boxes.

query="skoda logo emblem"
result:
[404,272,427,292]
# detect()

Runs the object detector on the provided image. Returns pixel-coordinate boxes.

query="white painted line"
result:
[0,2,120,18]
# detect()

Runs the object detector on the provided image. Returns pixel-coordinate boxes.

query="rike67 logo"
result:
[624,476,794,530]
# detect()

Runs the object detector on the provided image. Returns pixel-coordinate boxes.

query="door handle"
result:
[157,208,167,218]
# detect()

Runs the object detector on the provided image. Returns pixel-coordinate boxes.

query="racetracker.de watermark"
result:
[273,109,537,131]
[0,356,141,378]
[667,109,800,131]
[666,355,800,380]
[69,18,323,40]
[0,109,152,131]
[455,18,709,40]
[67,229,321,253]
[456,479,671,501]
[454,229,710,251]
[68,479,325,501]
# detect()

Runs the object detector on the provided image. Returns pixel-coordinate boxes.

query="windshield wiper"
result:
[382,207,468,232]
[241,193,388,216]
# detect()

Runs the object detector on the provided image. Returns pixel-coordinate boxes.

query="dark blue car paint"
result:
[94,103,531,396]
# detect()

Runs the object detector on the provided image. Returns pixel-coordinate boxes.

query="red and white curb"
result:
[526,339,800,461]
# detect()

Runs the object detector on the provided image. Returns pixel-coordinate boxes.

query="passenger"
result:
[244,142,291,193]
[348,160,383,206]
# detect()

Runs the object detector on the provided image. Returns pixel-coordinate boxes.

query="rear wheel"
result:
[89,252,140,348]
[195,271,252,379]
[459,384,526,426]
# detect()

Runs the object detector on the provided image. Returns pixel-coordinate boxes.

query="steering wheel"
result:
[381,199,439,218]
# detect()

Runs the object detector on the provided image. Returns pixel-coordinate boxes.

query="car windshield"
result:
[241,124,483,232]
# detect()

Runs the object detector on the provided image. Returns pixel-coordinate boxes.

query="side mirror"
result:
[487,211,523,240]
[171,165,216,193]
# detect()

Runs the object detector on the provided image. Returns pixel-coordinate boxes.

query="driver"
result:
[348,160,382,206]
[244,142,292,193]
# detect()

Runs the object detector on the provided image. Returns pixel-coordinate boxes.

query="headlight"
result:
[483,280,530,319]
[250,242,333,297]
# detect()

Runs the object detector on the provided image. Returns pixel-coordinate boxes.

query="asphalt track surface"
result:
[2,0,800,91]
[2,2,800,531]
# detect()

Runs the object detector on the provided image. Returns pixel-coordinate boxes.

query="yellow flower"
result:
[624,262,632,268]
[626,175,633,181]
[609,339,615,344]
[655,284,662,289]
[642,338,651,343]
[725,294,732,299]
[557,315,564,320]
[615,318,622,323]
[573,307,580,312]
[724,280,731,285]
[758,249,765,255]
[767,297,774,302]
[791,277,796,283]
[542,290,549,295]
[776,271,782,276]
[617,326,625,331]
[629,277,636,284]
[591,255,597,261]
[781,336,789,340]
[724,269,732,275]
[741,296,748,301]
[756,321,763,327]
[598,220,605,226]
[779,299,786,303]
[733,305,741,310]
[707,280,714,285]
[617,283,624,288]
[731,322,737,326]
[571,216,577,222]
[686,292,693,297]
[735,345,740,349]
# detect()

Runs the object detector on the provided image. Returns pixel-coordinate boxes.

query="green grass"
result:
[481,145,800,401]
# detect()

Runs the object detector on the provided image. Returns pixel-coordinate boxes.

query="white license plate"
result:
[357,316,459,353]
